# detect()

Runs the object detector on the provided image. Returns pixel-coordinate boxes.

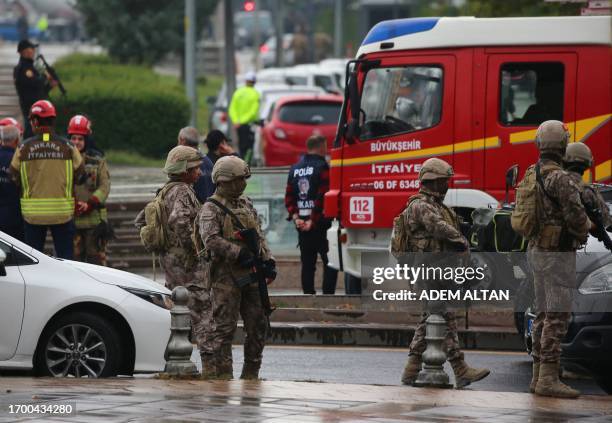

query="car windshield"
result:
[360,66,443,140]
[279,101,341,125]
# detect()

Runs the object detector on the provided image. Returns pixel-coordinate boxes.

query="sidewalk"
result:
[1,377,610,422]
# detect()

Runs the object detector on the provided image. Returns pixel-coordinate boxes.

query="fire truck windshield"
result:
[359,66,443,141]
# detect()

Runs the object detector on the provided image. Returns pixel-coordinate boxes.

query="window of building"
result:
[500,62,564,126]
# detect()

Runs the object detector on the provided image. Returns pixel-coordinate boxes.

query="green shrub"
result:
[50,53,189,158]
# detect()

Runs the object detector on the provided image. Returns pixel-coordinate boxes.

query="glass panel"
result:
[360,66,443,140]
[500,62,564,126]
[278,102,341,125]
[245,168,299,256]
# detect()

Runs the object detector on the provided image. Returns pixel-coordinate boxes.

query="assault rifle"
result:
[37,54,66,95]
[582,189,612,252]
[235,228,276,326]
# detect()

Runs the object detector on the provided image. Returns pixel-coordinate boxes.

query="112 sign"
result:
[349,196,374,224]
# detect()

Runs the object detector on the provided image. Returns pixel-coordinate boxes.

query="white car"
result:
[0,231,171,377]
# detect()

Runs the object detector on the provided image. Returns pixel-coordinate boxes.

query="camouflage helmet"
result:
[163,146,202,175]
[212,155,251,183]
[564,142,593,167]
[419,158,454,182]
[535,120,569,153]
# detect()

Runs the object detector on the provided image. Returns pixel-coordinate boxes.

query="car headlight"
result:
[120,287,173,309]
[579,263,612,295]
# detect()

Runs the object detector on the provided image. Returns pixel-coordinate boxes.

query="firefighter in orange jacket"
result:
[10,100,84,259]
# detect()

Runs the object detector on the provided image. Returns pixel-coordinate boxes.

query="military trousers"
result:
[74,227,107,266]
[528,248,575,364]
[160,254,211,356]
[208,278,267,374]
[408,310,464,362]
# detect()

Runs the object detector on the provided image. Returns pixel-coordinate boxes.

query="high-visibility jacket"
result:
[10,132,83,225]
[228,85,260,125]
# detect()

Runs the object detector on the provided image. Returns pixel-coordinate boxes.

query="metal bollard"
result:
[413,313,453,388]
[163,286,198,377]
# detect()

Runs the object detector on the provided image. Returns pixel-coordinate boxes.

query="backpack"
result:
[511,163,558,239]
[139,182,181,253]
[390,194,423,255]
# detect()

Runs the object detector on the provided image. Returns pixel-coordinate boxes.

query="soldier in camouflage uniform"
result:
[69,115,111,266]
[158,146,212,372]
[527,121,591,398]
[195,155,276,380]
[563,142,611,229]
[391,157,490,388]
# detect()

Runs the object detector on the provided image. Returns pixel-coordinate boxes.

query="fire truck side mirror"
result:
[506,165,519,189]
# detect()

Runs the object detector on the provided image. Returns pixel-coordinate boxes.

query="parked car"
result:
[260,34,295,68]
[514,185,612,393]
[0,231,171,377]
[286,64,343,94]
[260,94,343,166]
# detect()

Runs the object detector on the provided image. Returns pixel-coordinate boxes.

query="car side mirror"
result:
[206,96,217,106]
[506,164,519,189]
[0,249,6,276]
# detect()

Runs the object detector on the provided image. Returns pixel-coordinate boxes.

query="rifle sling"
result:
[207,198,247,231]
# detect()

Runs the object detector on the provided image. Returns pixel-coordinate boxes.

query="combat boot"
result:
[450,359,490,388]
[200,353,215,380]
[240,361,261,380]
[401,354,422,385]
[534,362,580,398]
[529,360,540,393]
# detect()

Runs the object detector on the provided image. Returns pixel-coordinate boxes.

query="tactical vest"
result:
[17,133,80,225]
[74,152,108,229]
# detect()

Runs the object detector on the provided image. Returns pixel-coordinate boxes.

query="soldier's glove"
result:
[237,248,255,269]
[263,258,277,281]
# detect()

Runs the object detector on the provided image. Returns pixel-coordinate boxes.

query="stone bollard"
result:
[162,286,198,377]
[413,313,453,388]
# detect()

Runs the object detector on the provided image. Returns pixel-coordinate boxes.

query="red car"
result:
[261,94,343,166]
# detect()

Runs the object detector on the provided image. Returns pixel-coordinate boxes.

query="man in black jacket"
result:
[285,135,337,295]
[13,40,57,138]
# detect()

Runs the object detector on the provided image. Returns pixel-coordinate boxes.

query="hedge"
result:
[50,54,189,158]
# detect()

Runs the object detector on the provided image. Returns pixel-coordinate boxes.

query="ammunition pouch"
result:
[536,225,580,250]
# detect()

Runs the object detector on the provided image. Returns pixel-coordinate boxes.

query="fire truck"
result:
[324,16,611,282]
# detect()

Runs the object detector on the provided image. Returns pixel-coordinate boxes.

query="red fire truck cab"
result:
[325,16,611,280]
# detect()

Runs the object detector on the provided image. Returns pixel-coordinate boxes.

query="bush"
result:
[50,54,189,158]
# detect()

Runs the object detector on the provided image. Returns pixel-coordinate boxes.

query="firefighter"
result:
[68,115,111,266]
[9,100,83,259]
[0,124,24,241]
[285,135,338,295]
[14,40,57,138]
[391,157,490,388]
[228,72,260,162]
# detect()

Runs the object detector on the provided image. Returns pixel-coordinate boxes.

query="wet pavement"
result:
[1,377,611,422]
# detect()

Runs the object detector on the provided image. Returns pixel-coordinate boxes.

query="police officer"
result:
[528,121,591,398]
[228,72,260,162]
[0,125,24,240]
[196,156,276,380]
[68,115,111,266]
[10,100,83,259]
[177,126,214,202]
[391,157,490,388]
[285,135,337,295]
[563,142,611,229]
[14,40,57,139]
[159,146,211,372]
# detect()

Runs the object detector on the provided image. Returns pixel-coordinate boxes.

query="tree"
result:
[77,0,219,65]
[414,0,581,17]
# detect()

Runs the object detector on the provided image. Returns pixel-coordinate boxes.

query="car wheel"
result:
[36,312,122,378]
